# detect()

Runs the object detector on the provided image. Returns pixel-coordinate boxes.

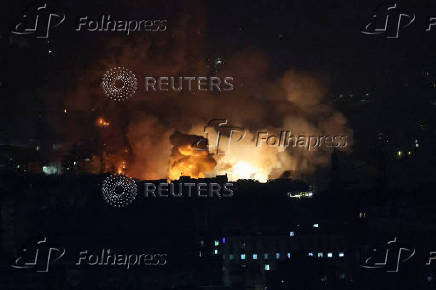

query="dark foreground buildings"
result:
[1,171,436,290]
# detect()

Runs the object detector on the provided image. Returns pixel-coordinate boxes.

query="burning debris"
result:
[46,3,352,182]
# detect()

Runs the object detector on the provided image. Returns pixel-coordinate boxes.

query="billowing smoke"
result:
[47,1,352,182]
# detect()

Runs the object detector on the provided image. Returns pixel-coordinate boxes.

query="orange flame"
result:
[96,117,110,127]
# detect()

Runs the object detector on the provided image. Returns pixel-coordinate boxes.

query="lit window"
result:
[308,252,314,257]
[327,252,333,258]
[313,223,319,228]
[339,252,344,258]
[252,254,258,260]
[214,249,218,255]
[318,252,323,258]
[287,252,291,259]
[200,240,204,246]
[264,253,269,259]
[241,254,246,260]
[276,253,280,259]
[289,231,295,237]
[214,240,219,246]
[229,254,234,260]
[199,251,202,257]
[265,264,270,271]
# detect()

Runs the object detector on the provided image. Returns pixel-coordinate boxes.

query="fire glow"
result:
[50,7,352,183]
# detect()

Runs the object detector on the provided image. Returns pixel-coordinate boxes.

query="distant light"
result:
[318,252,323,258]
[308,252,314,257]
[264,253,269,259]
[327,252,333,258]
[252,253,258,260]
[241,254,246,260]
[229,254,234,260]
[313,223,319,228]
[64,108,67,114]
[275,253,280,259]
[35,145,40,151]
[265,264,270,271]
[199,251,202,257]
[214,240,219,246]
[289,231,295,237]
[73,161,77,166]
[214,249,218,255]
[215,57,223,66]
[339,252,344,258]
[222,237,226,244]
[397,150,403,157]
[42,165,60,175]
[287,252,291,259]
[407,151,412,156]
